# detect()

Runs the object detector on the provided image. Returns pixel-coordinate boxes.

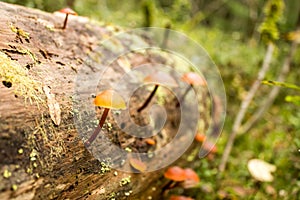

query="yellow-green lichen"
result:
[0,51,42,104]
[18,148,23,154]
[3,169,12,178]
[119,176,131,186]
[11,184,18,191]
[124,190,132,196]
[10,24,30,40]
[100,162,111,173]
[29,149,38,161]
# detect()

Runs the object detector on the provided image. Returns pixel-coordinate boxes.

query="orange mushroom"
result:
[164,166,186,182]
[182,72,206,86]
[169,195,194,200]
[200,141,217,160]
[145,138,156,146]
[181,168,200,188]
[177,72,206,107]
[85,89,126,146]
[202,141,217,154]
[195,132,206,143]
[137,71,177,112]
[58,8,78,29]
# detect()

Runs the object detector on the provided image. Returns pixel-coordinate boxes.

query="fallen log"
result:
[0,2,211,199]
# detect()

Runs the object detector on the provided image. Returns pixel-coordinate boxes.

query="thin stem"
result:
[85,108,110,147]
[161,23,171,49]
[62,14,69,29]
[138,85,159,112]
[219,43,275,173]
[240,41,298,134]
[176,84,193,107]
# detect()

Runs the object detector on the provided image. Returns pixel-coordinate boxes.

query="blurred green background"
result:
[2,0,300,199]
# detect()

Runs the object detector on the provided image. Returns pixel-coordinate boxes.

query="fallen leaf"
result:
[129,158,147,172]
[43,86,61,125]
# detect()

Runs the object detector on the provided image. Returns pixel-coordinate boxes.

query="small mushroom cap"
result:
[145,138,156,146]
[247,159,276,182]
[184,168,200,182]
[169,195,194,200]
[195,133,206,142]
[181,168,200,188]
[202,141,217,153]
[129,158,147,172]
[144,71,178,87]
[164,166,186,182]
[59,8,78,15]
[94,89,126,110]
[182,72,206,86]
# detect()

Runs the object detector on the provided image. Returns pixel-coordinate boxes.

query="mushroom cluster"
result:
[164,166,200,189]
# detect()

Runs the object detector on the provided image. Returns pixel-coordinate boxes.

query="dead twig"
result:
[240,40,298,133]
[219,43,275,173]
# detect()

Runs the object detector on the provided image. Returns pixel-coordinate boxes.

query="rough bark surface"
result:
[0,2,209,200]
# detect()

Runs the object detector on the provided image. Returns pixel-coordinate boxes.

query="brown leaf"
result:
[129,158,147,172]
[43,86,61,125]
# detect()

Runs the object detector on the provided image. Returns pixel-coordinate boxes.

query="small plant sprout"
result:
[85,89,126,147]
[137,71,178,112]
[58,8,78,29]
[177,72,206,107]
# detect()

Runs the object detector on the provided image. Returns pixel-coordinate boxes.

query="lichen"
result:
[100,161,111,174]
[0,51,42,104]
[3,169,12,178]
[10,23,30,40]
[119,176,131,186]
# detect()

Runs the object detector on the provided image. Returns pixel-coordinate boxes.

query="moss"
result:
[0,51,42,104]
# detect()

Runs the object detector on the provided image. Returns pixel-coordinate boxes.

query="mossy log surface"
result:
[0,2,209,200]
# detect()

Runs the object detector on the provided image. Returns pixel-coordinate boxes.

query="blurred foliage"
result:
[263,80,300,106]
[258,0,284,43]
[2,0,300,199]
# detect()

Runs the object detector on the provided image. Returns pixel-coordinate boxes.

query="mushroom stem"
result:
[62,13,69,29]
[138,84,159,112]
[176,84,193,107]
[85,108,110,146]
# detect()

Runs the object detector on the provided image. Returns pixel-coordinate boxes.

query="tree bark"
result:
[0,2,208,199]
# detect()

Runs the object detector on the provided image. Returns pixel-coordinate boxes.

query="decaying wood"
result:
[0,2,209,199]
